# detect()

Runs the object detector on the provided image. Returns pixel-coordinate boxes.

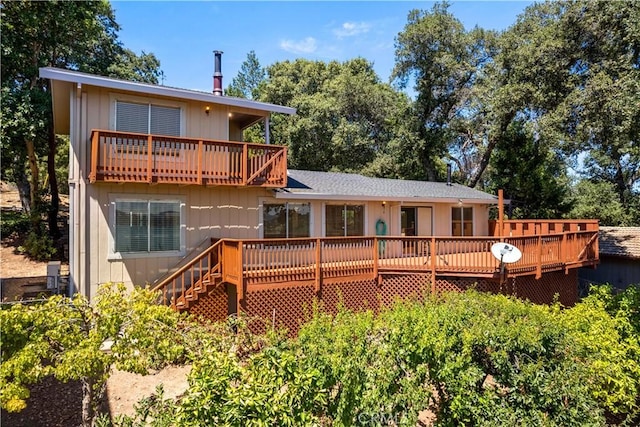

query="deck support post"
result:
[536,235,543,279]
[373,237,379,286]
[315,238,322,296]
[237,241,245,310]
[89,131,99,183]
[242,144,248,185]
[197,140,203,185]
[430,237,437,294]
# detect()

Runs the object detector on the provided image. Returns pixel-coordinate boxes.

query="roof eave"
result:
[273,191,496,204]
[39,67,296,115]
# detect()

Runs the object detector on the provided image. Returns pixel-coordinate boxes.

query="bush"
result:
[0,209,31,236]
[18,224,56,261]
[297,293,603,426]
[104,288,640,426]
[562,285,640,423]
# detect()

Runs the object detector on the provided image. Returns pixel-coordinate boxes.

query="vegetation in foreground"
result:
[4,283,638,426]
[2,0,638,264]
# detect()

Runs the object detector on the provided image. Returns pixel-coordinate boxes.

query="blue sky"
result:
[111,1,534,93]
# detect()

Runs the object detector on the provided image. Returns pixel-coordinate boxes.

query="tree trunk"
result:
[25,138,40,213]
[468,112,515,189]
[15,168,32,214]
[46,81,60,239]
[81,376,107,427]
[81,377,95,427]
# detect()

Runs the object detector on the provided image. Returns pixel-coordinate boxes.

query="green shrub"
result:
[18,225,56,261]
[296,293,604,426]
[103,289,640,426]
[177,318,326,427]
[561,285,640,423]
[0,210,31,236]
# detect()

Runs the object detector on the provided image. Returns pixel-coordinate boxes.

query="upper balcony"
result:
[88,129,287,187]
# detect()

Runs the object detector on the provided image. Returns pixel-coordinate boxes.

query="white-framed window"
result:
[262,202,311,238]
[452,206,473,236]
[325,204,365,237]
[109,195,186,259]
[110,94,185,137]
[115,101,181,136]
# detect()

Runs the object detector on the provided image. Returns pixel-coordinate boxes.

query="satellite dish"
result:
[491,242,522,264]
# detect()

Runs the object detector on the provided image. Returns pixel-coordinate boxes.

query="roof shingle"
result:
[277,170,497,203]
[599,227,640,259]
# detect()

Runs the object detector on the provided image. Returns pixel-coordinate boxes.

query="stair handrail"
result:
[150,236,214,287]
[151,239,224,295]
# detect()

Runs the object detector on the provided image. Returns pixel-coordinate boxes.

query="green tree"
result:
[108,49,162,84]
[226,50,265,99]
[1,0,162,249]
[488,120,571,218]
[0,283,189,427]
[392,3,500,182]
[497,0,640,223]
[566,180,630,226]
[259,58,415,173]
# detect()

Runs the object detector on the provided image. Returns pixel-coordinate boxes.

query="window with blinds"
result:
[115,101,181,136]
[114,199,182,254]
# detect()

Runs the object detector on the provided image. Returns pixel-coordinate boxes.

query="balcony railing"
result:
[89,130,287,187]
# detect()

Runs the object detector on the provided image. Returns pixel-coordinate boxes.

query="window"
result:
[452,207,473,236]
[115,101,181,136]
[263,203,310,238]
[326,204,364,237]
[113,199,184,256]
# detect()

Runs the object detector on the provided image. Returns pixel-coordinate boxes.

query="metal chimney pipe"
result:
[446,163,452,186]
[213,50,223,96]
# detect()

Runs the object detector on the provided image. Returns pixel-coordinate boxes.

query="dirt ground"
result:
[1,366,192,426]
[0,182,49,278]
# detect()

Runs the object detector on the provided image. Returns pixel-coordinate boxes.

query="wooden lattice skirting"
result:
[188,270,579,336]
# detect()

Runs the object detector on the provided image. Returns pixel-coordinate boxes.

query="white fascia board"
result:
[39,67,296,115]
[273,191,496,205]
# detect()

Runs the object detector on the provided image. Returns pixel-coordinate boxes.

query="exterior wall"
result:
[258,197,493,239]
[70,84,269,298]
[579,256,640,290]
[87,182,271,296]
[84,86,233,142]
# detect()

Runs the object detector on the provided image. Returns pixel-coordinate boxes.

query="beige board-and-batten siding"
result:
[88,183,272,297]
[88,188,491,297]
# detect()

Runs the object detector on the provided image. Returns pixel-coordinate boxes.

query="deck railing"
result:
[490,219,599,237]
[220,231,599,289]
[150,229,599,310]
[89,129,287,187]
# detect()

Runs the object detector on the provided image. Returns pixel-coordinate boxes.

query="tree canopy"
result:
[1,0,163,254]
[257,57,417,174]
[3,0,638,231]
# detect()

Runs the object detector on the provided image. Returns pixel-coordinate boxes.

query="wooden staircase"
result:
[152,239,225,311]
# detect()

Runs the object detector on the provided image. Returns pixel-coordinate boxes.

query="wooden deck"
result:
[88,129,287,187]
[153,229,599,310]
